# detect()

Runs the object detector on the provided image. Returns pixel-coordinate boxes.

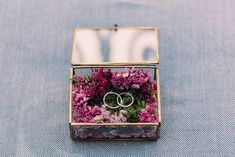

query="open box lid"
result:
[71,27,159,65]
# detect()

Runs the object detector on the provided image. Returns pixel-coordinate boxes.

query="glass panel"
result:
[72,125,158,140]
[72,28,158,64]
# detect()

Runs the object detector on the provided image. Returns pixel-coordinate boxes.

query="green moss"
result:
[126,99,145,122]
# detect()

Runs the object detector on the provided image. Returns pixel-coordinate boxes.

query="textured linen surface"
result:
[0,0,235,157]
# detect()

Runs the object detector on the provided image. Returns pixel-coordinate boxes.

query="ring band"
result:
[117,92,134,108]
[103,92,121,109]
[103,92,134,109]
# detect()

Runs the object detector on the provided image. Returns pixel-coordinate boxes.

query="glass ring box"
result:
[69,27,161,140]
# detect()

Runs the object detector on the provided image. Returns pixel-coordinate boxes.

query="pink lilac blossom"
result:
[72,85,100,122]
[111,68,152,91]
[139,104,158,122]
[92,105,127,123]
[90,68,112,97]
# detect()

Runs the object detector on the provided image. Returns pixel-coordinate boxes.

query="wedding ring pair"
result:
[103,92,134,109]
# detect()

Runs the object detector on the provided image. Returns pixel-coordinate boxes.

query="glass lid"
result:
[71,27,159,65]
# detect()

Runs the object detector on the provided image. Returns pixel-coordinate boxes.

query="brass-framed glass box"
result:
[69,27,161,140]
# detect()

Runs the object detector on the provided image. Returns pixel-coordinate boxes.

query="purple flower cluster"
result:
[72,68,158,123]
[111,68,151,90]
[72,84,101,122]
[93,105,127,123]
[139,104,158,122]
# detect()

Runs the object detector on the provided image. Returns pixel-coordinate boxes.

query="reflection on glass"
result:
[73,28,158,64]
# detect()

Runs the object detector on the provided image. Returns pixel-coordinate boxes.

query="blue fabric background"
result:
[0,0,235,156]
